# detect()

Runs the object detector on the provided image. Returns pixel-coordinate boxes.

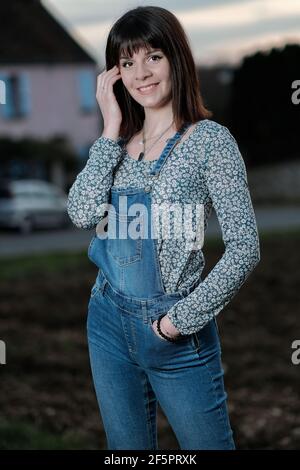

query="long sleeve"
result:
[166,125,261,336]
[67,136,124,230]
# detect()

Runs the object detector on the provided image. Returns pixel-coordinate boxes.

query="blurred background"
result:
[0,0,299,450]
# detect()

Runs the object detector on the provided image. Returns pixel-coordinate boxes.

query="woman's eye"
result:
[121,55,162,68]
[149,55,162,62]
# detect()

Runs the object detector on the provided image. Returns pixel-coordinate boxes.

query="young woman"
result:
[67,6,260,450]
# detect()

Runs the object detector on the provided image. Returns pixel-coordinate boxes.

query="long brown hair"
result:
[105,5,212,141]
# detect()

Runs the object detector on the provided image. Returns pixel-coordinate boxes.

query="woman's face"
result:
[118,46,172,108]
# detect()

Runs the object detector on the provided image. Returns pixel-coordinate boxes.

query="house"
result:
[0,0,101,190]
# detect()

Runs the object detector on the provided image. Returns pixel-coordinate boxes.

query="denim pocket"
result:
[107,210,143,266]
[149,319,170,343]
[90,282,102,299]
[148,317,193,345]
[190,331,201,352]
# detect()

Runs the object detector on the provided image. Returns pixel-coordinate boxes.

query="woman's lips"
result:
[137,83,159,94]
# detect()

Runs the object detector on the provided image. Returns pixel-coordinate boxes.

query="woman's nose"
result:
[135,62,152,81]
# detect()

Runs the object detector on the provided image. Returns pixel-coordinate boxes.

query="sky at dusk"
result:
[42,0,300,66]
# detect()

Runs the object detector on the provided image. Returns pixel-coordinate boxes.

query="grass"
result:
[0,250,89,281]
[0,419,95,450]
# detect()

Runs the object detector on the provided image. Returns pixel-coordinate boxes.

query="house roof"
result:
[0,0,96,64]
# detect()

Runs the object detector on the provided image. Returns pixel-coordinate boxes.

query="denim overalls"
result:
[86,122,236,450]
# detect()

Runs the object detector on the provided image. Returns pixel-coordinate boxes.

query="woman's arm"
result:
[67,136,123,230]
[164,124,261,336]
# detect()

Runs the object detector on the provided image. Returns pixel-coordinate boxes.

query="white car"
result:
[0,179,71,233]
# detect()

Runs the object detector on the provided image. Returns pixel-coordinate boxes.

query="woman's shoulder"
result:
[197,120,246,175]
[193,120,239,156]
[195,119,233,139]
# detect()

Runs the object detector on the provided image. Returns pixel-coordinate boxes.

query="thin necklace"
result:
[137,120,174,161]
[137,128,170,144]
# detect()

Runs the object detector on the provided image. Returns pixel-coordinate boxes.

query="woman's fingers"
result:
[97,65,121,91]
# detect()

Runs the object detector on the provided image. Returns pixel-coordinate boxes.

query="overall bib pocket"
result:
[107,210,143,266]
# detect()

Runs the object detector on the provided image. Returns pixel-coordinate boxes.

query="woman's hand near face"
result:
[96,65,122,139]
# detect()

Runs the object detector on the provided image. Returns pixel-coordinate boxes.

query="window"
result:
[0,72,31,119]
[77,69,96,113]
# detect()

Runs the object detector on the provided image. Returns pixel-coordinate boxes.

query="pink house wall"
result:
[0,64,102,151]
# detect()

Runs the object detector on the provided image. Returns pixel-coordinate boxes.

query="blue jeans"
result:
[86,272,236,450]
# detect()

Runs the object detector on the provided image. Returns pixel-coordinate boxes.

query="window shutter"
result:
[19,72,31,116]
[77,69,96,112]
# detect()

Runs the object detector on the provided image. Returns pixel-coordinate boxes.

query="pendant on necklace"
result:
[138,152,144,161]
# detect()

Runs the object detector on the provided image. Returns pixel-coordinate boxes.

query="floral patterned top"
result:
[67,119,260,335]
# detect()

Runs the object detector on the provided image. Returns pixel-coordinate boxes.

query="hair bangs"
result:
[110,15,166,63]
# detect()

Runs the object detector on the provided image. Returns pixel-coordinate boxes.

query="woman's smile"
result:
[137,82,160,94]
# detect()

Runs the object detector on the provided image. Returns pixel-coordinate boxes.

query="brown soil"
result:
[0,233,299,449]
